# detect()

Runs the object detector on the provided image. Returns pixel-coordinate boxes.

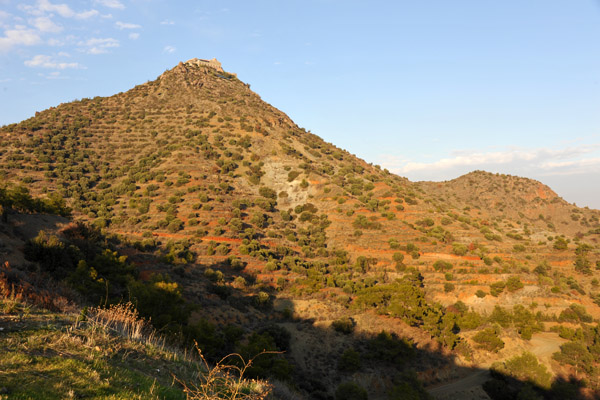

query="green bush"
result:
[489,281,506,297]
[553,237,568,250]
[452,243,468,256]
[433,260,453,272]
[332,317,355,334]
[506,276,524,292]
[335,382,368,400]
[558,304,593,323]
[472,328,504,353]
[338,348,361,373]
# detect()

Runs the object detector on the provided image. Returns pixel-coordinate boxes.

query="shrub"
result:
[506,276,524,292]
[444,283,455,292]
[489,281,506,297]
[472,328,504,353]
[513,244,526,252]
[352,215,381,230]
[258,186,277,199]
[433,260,453,272]
[553,237,568,250]
[254,291,271,309]
[167,219,183,233]
[452,243,468,256]
[338,348,361,373]
[366,330,413,365]
[558,304,593,323]
[332,317,355,334]
[335,382,368,400]
[392,252,404,263]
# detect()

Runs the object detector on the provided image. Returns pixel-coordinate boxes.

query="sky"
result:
[1,0,599,209]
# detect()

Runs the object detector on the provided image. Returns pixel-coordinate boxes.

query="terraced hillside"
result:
[1,59,600,399]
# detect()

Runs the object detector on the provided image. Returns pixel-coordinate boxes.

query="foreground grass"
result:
[0,299,270,399]
[0,301,188,399]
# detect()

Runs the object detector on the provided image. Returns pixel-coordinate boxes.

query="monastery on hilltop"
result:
[185,58,224,72]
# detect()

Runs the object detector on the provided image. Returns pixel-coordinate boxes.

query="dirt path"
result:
[427,369,491,399]
[426,332,564,399]
[527,332,566,367]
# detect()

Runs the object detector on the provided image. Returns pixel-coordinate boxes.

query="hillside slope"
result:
[2,59,600,399]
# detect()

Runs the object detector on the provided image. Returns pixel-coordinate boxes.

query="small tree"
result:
[473,328,504,353]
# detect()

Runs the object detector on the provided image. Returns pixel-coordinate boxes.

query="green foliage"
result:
[472,328,504,353]
[488,306,512,328]
[433,260,453,272]
[352,214,381,230]
[444,282,455,292]
[552,342,593,376]
[332,317,356,334]
[335,382,368,400]
[457,311,483,331]
[489,281,506,297]
[392,252,405,263]
[574,255,592,275]
[387,372,432,400]
[258,186,277,199]
[553,237,568,250]
[162,240,195,264]
[0,185,71,217]
[128,275,189,330]
[558,304,593,323]
[451,243,468,256]
[366,330,414,366]
[166,219,183,233]
[287,170,300,182]
[511,305,544,339]
[254,291,272,309]
[354,273,428,327]
[237,332,292,381]
[338,348,361,373]
[506,276,524,292]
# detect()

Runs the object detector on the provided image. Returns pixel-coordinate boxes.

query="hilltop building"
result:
[185,58,224,72]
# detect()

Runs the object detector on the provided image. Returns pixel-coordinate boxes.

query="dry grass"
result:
[85,302,153,342]
[84,302,272,399]
[175,348,273,400]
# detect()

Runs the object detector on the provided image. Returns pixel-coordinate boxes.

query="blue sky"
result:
[1,1,599,208]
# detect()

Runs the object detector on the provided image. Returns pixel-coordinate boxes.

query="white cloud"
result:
[80,37,119,54]
[30,16,62,32]
[160,19,174,25]
[47,37,64,46]
[24,54,83,69]
[94,0,125,10]
[22,0,98,20]
[380,144,600,181]
[0,26,41,52]
[115,21,140,30]
[0,10,11,28]
[128,32,139,40]
[163,45,176,53]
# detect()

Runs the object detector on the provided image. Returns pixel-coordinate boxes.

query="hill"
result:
[1,59,600,399]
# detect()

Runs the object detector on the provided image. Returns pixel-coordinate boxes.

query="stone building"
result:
[185,58,224,72]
